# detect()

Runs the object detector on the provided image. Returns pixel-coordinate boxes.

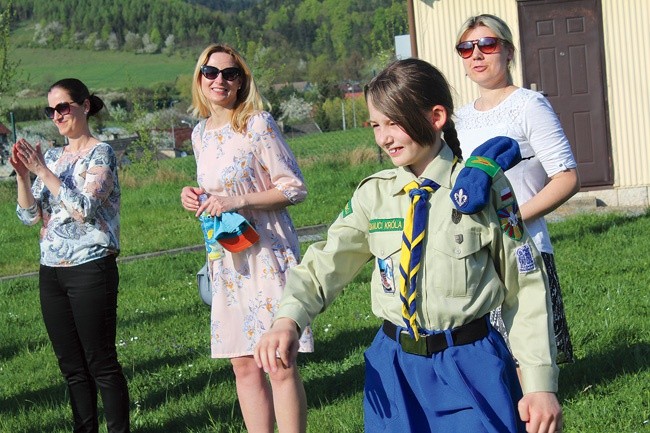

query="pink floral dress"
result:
[192,111,314,358]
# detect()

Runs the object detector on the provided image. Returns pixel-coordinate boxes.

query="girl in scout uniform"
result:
[254,58,563,433]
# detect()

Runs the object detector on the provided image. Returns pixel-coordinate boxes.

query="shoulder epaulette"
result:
[340,169,397,218]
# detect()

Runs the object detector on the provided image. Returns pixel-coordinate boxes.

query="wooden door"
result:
[518,0,612,188]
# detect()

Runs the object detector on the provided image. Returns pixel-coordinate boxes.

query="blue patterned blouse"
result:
[16,142,121,267]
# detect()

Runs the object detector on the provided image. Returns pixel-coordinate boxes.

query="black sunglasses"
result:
[200,65,242,81]
[44,101,77,119]
[455,37,503,59]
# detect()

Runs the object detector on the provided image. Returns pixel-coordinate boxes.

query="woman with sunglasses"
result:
[454,14,579,365]
[180,43,312,433]
[255,58,563,433]
[10,78,130,432]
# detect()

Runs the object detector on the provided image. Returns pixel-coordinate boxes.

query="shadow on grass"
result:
[133,364,244,433]
[558,337,649,402]
[134,403,245,433]
[0,382,66,416]
[0,337,50,363]
[300,325,379,408]
[550,210,650,244]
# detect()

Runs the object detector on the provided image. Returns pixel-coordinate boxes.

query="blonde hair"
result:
[456,14,516,82]
[190,43,264,134]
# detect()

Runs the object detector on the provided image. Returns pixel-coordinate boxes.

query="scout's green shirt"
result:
[277,145,559,394]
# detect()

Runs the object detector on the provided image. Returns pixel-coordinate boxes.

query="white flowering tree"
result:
[280,94,312,127]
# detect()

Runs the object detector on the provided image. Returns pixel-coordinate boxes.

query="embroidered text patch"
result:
[369,218,404,232]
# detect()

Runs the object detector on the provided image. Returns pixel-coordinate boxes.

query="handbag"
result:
[196,261,212,306]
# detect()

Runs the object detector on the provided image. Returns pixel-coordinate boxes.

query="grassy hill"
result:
[14,47,195,91]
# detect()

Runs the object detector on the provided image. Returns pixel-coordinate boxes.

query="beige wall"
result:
[412,0,650,206]
[601,0,650,190]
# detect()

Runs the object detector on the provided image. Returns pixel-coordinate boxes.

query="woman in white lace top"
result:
[454,14,579,364]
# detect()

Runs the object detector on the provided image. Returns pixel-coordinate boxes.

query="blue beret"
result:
[450,136,522,214]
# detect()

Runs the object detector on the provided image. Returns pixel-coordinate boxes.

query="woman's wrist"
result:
[237,195,248,211]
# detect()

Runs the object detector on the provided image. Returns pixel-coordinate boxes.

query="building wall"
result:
[600,0,650,191]
[412,0,650,206]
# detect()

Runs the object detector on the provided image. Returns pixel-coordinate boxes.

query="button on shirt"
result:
[276,144,559,394]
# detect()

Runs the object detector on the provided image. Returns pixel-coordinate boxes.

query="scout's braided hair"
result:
[364,58,463,160]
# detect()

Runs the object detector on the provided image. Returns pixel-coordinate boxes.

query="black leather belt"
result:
[382,316,489,357]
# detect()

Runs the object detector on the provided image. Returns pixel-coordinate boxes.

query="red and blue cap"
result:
[213,212,260,253]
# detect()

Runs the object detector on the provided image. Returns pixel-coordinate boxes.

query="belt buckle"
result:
[398,332,429,356]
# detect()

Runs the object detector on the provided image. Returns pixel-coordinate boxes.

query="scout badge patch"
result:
[498,202,524,240]
[378,257,395,294]
[515,244,537,273]
[450,136,522,214]
[451,208,462,224]
[341,199,353,217]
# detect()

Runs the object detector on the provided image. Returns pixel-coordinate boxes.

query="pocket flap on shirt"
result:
[368,230,402,260]
[429,230,481,259]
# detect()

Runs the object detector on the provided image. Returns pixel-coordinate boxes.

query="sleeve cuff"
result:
[520,364,559,394]
[275,302,312,333]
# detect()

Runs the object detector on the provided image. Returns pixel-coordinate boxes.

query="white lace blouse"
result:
[455,87,577,254]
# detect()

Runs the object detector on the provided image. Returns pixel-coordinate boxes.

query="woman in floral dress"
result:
[180,43,313,433]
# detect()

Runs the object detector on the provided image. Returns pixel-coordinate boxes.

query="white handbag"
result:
[196,261,212,306]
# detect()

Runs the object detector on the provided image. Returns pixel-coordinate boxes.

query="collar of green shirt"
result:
[391,143,457,196]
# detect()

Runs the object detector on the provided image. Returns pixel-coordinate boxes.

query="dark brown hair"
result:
[364,58,462,159]
[49,78,104,117]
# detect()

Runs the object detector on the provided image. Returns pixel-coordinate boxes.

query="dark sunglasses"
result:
[200,65,242,81]
[455,37,503,59]
[44,101,76,119]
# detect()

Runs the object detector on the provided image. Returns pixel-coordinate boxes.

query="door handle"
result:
[530,83,548,97]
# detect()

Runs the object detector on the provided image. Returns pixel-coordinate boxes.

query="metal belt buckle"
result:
[398,331,429,356]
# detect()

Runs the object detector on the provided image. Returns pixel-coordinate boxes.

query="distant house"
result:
[106,125,194,166]
[0,122,10,140]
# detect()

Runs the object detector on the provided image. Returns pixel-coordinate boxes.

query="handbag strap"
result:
[199,118,207,145]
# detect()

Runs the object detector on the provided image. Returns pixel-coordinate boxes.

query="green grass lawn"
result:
[13,47,195,90]
[0,130,648,432]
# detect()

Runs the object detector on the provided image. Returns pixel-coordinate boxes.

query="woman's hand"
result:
[196,194,245,218]
[14,139,47,177]
[182,186,245,217]
[9,141,30,178]
[180,186,204,212]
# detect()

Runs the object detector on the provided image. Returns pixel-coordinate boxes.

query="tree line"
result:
[4,0,407,85]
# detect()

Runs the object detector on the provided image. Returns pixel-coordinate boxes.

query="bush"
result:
[5,104,45,122]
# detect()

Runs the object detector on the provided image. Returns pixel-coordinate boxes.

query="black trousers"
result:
[40,255,130,433]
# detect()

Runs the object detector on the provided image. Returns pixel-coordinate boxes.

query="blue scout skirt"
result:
[363,320,525,433]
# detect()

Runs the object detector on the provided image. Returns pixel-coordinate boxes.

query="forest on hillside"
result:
[3,0,407,85]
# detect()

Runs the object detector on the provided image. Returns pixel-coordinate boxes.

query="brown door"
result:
[518,0,612,188]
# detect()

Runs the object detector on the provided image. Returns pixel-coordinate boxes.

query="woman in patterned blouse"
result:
[11,78,130,433]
